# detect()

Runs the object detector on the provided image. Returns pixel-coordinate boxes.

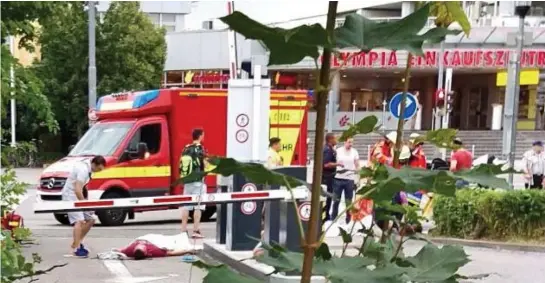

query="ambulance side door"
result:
[119,117,171,197]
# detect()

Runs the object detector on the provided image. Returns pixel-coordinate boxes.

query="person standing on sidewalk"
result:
[450,138,473,188]
[266,137,283,168]
[332,138,359,224]
[323,133,342,222]
[62,156,106,257]
[179,129,207,238]
[522,141,544,189]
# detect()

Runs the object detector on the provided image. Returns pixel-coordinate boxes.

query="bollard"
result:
[263,166,307,246]
[225,173,264,251]
[279,197,322,253]
[215,184,229,244]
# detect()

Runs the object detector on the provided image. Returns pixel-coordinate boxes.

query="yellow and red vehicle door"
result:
[269,91,309,166]
[92,116,171,197]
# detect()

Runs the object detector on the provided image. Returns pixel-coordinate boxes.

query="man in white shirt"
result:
[331,138,360,224]
[522,141,544,189]
[61,156,106,257]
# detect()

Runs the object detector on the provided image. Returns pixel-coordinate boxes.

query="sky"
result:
[183,1,401,30]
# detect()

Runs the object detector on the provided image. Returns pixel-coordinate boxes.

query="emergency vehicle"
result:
[35,88,309,226]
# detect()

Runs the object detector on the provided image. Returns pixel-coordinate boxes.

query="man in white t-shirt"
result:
[332,138,360,224]
[61,156,106,257]
[522,141,544,189]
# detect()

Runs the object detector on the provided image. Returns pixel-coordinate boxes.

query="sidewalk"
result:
[10,168,43,185]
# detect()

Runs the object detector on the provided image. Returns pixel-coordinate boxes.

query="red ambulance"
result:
[35,88,309,226]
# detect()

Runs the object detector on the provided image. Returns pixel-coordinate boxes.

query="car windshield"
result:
[69,122,133,157]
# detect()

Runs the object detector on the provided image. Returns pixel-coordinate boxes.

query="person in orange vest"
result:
[408,133,427,169]
[369,131,397,167]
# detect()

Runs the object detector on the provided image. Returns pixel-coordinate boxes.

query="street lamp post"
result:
[504,2,530,189]
[88,1,97,125]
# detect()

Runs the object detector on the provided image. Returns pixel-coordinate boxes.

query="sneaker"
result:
[79,244,90,254]
[192,230,204,239]
[74,247,89,258]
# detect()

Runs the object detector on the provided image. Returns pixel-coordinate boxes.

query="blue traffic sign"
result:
[389,92,418,120]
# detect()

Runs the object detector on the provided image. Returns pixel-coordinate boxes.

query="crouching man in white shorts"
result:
[61,156,106,257]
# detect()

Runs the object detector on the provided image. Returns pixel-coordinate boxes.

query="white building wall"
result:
[183,0,403,30]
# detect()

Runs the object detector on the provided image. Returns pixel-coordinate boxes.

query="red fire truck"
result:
[35,88,309,226]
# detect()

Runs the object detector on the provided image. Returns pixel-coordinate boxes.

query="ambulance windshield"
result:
[69,122,133,157]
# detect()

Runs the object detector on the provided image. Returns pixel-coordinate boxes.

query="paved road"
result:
[15,187,210,283]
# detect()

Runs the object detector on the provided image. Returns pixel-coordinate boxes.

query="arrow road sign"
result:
[388,92,417,120]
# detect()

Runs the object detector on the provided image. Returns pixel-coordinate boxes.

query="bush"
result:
[433,189,545,240]
[0,141,38,168]
[1,169,65,283]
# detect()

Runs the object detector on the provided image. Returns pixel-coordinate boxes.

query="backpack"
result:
[179,144,202,178]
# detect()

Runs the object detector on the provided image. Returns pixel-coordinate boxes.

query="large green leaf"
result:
[220,11,328,65]
[359,163,510,202]
[335,3,461,56]
[202,265,262,283]
[403,244,470,282]
[453,164,512,189]
[174,157,306,187]
[430,1,471,36]
[339,116,379,142]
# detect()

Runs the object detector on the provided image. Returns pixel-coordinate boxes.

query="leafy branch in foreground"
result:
[190,2,480,283]
[1,169,67,283]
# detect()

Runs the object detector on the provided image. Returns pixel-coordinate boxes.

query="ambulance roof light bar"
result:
[34,187,310,214]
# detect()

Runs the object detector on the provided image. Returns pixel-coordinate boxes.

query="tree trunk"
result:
[300,2,338,283]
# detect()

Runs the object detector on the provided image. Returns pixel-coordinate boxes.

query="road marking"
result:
[103,260,177,283]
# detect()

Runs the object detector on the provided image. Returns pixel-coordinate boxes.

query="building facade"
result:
[163,1,545,131]
[96,1,191,32]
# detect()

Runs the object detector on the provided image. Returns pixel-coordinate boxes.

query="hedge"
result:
[433,189,545,240]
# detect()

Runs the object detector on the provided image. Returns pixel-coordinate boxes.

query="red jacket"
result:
[409,146,427,169]
[369,140,391,167]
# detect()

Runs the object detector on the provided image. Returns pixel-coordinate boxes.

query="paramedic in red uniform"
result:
[369,131,396,167]
[409,133,427,169]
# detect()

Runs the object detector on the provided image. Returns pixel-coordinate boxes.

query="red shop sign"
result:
[321,49,545,68]
[189,72,229,84]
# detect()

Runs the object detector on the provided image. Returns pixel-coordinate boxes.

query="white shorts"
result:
[68,211,95,225]
[183,182,206,211]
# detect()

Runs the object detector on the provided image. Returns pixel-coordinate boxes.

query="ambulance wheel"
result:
[97,191,128,226]
[54,214,70,225]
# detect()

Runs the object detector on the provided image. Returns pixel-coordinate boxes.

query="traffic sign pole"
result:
[226,174,264,251]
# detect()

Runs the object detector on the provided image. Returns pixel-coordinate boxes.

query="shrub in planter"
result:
[433,189,545,240]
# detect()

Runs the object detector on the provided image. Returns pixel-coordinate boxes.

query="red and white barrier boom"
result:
[33,187,309,214]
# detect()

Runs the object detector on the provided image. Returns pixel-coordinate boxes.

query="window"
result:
[70,122,133,157]
[148,13,160,26]
[161,14,176,32]
[127,123,162,154]
[163,25,175,32]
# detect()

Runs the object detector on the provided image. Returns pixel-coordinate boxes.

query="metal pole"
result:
[88,1,97,125]
[326,90,334,133]
[382,100,387,132]
[436,41,445,129]
[9,36,16,147]
[507,6,528,189]
[351,100,356,124]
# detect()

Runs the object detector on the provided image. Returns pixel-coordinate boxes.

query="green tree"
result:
[36,1,166,143]
[0,1,59,136]
[37,2,90,139]
[97,1,166,94]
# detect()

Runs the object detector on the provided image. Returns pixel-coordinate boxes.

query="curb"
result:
[428,237,545,253]
[203,242,327,283]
